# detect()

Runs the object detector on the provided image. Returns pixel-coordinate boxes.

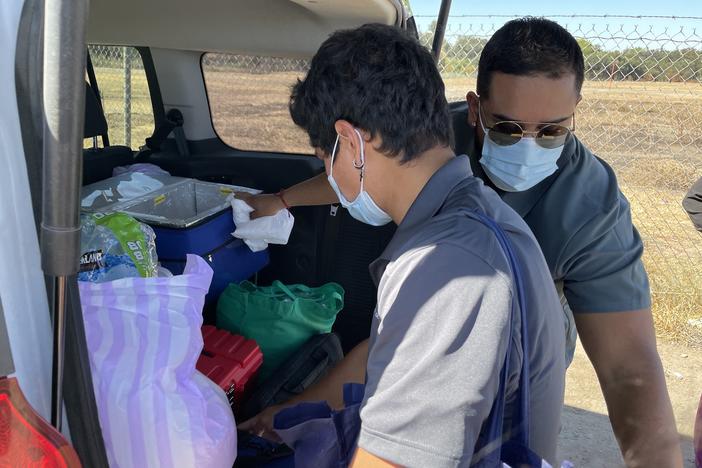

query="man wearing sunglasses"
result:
[241,17,681,466]
[453,17,680,467]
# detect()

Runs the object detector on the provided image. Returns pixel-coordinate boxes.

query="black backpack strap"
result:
[238,333,343,421]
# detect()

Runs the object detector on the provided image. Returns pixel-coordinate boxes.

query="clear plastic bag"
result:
[78,212,158,282]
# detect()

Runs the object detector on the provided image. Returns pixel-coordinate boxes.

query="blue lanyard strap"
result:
[464,210,531,451]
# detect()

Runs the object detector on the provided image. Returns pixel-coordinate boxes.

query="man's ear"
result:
[333,120,362,165]
[466,91,480,127]
[334,120,356,141]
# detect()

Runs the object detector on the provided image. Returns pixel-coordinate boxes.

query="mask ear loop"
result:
[329,134,341,178]
[477,100,488,134]
[352,129,365,168]
[352,129,366,187]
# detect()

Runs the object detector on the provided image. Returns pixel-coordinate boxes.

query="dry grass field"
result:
[442,76,702,344]
[95,66,702,345]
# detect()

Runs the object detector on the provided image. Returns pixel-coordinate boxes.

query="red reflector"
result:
[0,377,81,467]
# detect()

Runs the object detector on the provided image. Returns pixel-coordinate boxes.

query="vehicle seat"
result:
[83,82,134,185]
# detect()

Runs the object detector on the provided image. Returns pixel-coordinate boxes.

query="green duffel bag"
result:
[216,280,344,380]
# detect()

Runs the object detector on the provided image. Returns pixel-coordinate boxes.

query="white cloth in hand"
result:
[231,198,294,252]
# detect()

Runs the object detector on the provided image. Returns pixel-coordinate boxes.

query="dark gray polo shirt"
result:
[451,102,650,313]
[357,156,565,467]
[683,176,702,231]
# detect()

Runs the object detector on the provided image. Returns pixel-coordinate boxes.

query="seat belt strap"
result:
[143,108,188,155]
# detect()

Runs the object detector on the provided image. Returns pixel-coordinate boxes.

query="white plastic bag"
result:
[79,255,237,468]
[231,198,294,252]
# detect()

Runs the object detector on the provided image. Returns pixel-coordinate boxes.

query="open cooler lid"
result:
[81,173,186,212]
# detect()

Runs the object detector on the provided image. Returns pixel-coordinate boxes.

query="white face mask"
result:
[327,129,392,226]
[478,105,564,192]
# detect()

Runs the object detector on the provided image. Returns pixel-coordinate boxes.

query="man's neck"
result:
[381,146,455,225]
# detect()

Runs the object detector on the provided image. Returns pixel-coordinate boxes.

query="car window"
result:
[87,45,154,149]
[201,53,312,154]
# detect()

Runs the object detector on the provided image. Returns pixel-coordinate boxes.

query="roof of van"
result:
[87,0,405,57]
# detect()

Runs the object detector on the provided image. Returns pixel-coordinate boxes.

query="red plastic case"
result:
[196,325,263,413]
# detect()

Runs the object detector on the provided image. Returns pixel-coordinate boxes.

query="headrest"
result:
[84,81,108,139]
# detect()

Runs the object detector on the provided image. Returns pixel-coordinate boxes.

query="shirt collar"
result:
[376,154,473,265]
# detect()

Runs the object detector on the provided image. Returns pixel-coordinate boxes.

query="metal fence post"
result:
[123,46,131,148]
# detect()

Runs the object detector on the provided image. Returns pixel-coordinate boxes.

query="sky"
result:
[409,0,702,50]
[409,0,702,19]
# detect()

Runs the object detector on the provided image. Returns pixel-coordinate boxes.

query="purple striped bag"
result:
[79,254,237,468]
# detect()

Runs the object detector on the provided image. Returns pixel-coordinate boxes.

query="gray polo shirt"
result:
[451,102,650,313]
[358,156,565,467]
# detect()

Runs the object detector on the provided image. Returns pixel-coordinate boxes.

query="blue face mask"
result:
[478,107,564,192]
[327,129,392,226]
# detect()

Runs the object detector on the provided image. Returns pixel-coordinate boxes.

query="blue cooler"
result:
[119,179,269,301]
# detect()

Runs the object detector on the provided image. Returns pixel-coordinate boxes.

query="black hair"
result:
[477,17,585,98]
[289,23,452,163]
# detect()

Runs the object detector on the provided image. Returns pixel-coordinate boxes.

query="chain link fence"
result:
[414,16,702,340]
[202,54,311,153]
[91,15,702,340]
[87,45,153,149]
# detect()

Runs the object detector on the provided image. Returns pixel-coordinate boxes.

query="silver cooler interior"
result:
[121,180,238,228]
[81,173,260,228]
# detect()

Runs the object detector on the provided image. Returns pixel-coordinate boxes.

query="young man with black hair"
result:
[456,18,680,467]
[240,22,566,465]
[242,18,682,466]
